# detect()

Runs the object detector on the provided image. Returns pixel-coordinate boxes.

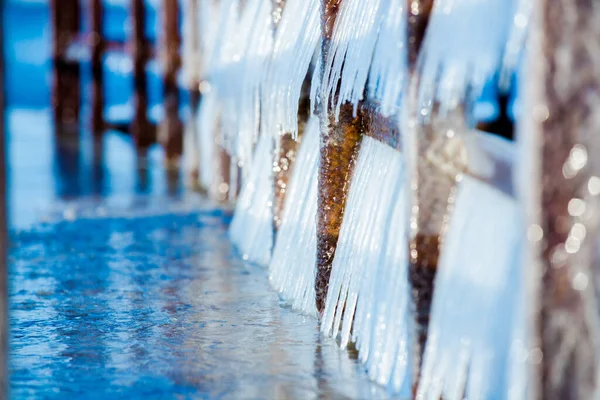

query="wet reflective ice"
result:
[9,205,392,399]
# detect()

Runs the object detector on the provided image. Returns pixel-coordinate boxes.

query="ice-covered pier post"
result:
[523,0,600,398]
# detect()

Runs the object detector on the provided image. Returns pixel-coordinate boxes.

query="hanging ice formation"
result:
[314,0,412,394]
[262,0,321,139]
[228,0,279,264]
[416,136,522,399]
[269,116,320,316]
[178,0,600,397]
[320,136,411,395]
[229,132,274,265]
[415,0,516,116]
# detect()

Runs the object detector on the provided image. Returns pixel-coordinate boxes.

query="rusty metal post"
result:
[51,0,81,133]
[90,0,105,136]
[130,0,154,149]
[403,0,450,389]
[160,0,183,164]
[525,1,600,398]
[314,0,365,314]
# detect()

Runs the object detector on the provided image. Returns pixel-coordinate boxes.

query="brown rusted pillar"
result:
[160,0,183,164]
[315,0,365,314]
[130,0,154,149]
[90,0,105,136]
[51,0,81,134]
[526,1,600,398]
[404,0,457,389]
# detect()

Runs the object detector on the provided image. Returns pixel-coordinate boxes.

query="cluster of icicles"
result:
[181,0,600,398]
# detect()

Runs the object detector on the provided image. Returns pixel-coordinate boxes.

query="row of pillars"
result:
[51,0,185,162]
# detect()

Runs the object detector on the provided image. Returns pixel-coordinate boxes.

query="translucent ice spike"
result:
[196,87,219,190]
[417,176,521,400]
[367,0,407,117]
[417,0,516,117]
[269,116,319,316]
[234,0,274,170]
[362,172,411,395]
[499,0,532,90]
[320,0,388,119]
[262,0,321,139]
[197,0,221,78]
[321,136,411,395]
[229,132,274,266]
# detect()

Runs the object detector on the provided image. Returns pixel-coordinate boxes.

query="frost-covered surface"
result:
[417,176,521,399]
[229,133,274,266]
[321,137,411,396]
[269,116,319,316]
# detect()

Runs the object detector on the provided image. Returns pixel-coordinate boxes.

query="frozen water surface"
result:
[9,202,394,399]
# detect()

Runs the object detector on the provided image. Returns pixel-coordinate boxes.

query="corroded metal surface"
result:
[160,0,183,162]
[315,0,365,315]
[316,101,363,314]
[51,0,80,133]
[130,0,154,149]
[527,1,600,398]
[361,99,401,150]
[90,0,105,136]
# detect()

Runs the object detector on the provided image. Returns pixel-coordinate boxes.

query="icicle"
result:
[233,0,274,171]
[417,174,521,400]
[500,0,532,90]
[367,0,407,117]
[262,0,321,139]
[320,136,411,394]
[196,87,218,191]
[515,0,600,398]
[319,0,388,119]
[417,0,516,116]
[229,132,274,265]
[269,116,320,316]
[182,0,202,187]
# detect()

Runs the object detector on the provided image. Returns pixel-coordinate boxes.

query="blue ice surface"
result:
[9,207,393,399]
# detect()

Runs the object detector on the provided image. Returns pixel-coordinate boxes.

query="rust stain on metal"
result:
[316,101,363,314]
[130,0,155,149]
[531,1,600,398]
[160,0,183,163]
[315,0,365,315]
[51,0,81,134]
[361,99,401,150]
[90,0,105,136]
